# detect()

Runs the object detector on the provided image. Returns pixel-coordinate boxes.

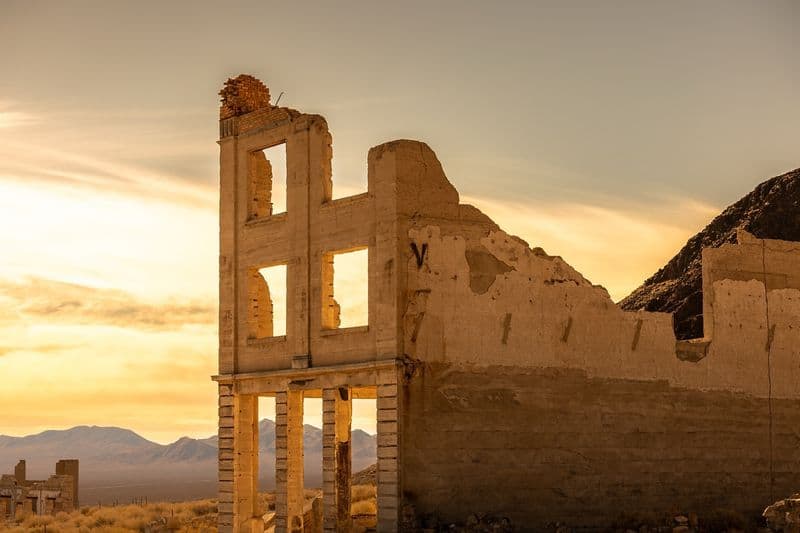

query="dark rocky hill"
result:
[620,167,800,339]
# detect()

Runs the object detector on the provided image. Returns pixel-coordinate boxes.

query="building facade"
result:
[215,75,800,532]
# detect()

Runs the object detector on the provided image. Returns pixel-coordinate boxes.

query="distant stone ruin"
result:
[0,459,79,517]
[213,74,800,532]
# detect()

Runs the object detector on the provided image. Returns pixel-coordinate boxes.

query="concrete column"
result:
[322,387,353,532]
[218,383,235,532]
[376,383,399,532]
[231,393,262,533]
[275,390,304,533]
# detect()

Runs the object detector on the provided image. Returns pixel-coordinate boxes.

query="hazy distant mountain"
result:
[0,421,376,504]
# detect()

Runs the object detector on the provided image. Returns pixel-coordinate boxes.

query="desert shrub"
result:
[23,513,55,528]
[89,506,125,528]
[149,503,168,514]
[351,499,377,516]
[191,500,217,516]
[13,508,31,522]
[351,484,376,503]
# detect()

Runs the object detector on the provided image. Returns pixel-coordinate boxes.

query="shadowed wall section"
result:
[401,364,800,528]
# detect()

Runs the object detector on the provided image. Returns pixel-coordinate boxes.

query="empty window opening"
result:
[321,248,368,329]
[248,143,287,219]
[351,395,377,523]
[328,125,368,200]
[331,154,368,200]
[248,264,287,338]
[303,396,323,498]
[257,396,277,515]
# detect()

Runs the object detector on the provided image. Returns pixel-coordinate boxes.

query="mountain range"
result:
[0,421,376,504]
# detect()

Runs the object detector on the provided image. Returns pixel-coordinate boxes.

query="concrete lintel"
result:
[211,358,400,384]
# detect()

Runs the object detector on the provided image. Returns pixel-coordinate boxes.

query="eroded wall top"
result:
[219,74,272,119]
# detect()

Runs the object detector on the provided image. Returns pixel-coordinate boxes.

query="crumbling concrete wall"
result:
[396,148,800,527]
[0,460,78,517]
[401,363,799,528]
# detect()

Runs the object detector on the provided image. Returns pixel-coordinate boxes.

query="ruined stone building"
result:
[214,75,800,532]
[0,459,78,517]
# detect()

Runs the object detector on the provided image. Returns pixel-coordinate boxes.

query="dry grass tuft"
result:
[351,484,376,504]
[0,487,377,532]
[0,498,220,532]
[351,498,377,516]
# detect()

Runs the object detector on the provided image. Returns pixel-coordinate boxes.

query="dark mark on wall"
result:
[561,316,573,343]
[631,319,643,351]
[502,313,512,344]
[411,242,428,268]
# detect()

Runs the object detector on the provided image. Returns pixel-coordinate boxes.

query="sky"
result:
[0,0,798,444]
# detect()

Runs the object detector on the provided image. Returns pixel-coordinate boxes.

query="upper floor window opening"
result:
[248,143,287,220]
[321,248,369,329]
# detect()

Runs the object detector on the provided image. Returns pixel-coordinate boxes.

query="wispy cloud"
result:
[0,277,215,331]
[0,101,39,129]
[0,177,217,301]
[0,100,216,208]
[0,139,216,209]
[0,343,79,357]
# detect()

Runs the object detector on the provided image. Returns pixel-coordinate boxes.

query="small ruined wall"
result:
[396,147,800,528]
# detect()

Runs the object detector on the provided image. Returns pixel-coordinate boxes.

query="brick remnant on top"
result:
[219,74,271,119]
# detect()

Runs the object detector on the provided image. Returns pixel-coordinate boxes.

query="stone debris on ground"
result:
[399,504,513,532]
[763,493,800,533]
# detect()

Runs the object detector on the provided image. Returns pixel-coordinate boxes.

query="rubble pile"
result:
[763,494,800,532]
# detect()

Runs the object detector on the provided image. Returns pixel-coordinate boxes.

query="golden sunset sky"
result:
[0,0,798,443]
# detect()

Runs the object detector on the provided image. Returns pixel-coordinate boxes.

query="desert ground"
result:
[0,485,377,532]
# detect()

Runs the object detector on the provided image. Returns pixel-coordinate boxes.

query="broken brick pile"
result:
[219,74,271,119]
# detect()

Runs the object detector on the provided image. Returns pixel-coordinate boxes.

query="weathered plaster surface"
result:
[405,223,800,398]
[401,363,799,528]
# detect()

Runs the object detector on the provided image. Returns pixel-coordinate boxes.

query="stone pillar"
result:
[322,387,353,532]
[275,390,304,533]
[14,460,25,483]
[218,384,235,532]
[221,390,261,533]
[55,459,79,509]
[376,383,399,532]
